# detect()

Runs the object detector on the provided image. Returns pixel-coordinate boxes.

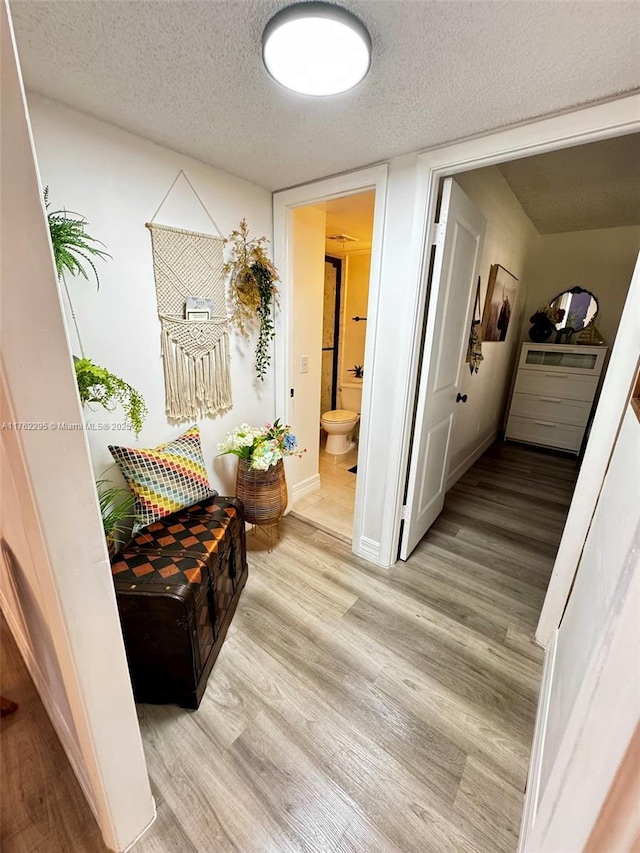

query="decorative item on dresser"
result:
[528,304,565,343]
[505,343,607,454]
[111,496,248,709]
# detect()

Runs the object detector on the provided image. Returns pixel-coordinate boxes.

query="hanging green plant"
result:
[96,478,135,556]
[44,188,148,438]
[74,358,147,438]
[45,187,111,288]
[224,219,279,381]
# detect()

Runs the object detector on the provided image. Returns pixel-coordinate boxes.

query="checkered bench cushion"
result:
[112,498,239,580]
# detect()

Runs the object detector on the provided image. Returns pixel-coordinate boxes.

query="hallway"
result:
[1,442,579,852]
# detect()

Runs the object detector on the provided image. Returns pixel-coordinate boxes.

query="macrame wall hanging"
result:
[146,171,232,421]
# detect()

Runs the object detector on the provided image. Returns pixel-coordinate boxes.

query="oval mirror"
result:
[549,286,598,332]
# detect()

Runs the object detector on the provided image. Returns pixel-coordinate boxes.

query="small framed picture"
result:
[186,309,210,321]
[186,296,215,315]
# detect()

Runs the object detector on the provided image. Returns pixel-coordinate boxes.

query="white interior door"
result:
[400,178,486,560]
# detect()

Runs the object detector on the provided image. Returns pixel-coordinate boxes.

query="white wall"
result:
[448,166,539,479]
[523,402,640,851]
[290,205,326,494]
[1,6,154,849]
[26,93,275,497]
[522,225,640,347]
[340,250,371,385]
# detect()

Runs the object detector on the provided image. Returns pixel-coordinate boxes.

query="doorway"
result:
[272,100,639,576]
[401,133,639,564]
[273,166,387,551]
[285,191,376,542]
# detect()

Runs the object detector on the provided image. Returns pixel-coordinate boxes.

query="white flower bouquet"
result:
[217,419,304,471]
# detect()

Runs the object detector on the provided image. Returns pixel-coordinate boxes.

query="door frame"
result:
[390,94,640,641]
[273,165,388,556]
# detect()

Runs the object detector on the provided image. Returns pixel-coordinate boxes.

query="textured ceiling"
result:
[9,0,640,191]
[497,134,640,233]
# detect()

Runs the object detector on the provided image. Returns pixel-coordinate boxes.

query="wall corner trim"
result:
[122,800,157,853]
[355,535,382,564]
[518,631,558,852]
[291,473,321,503]
[446,429,499,491]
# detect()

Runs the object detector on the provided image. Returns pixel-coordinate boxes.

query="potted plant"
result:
[96,479,135,557]
[348,364,364,379]
[45,188,147,436]
[45,187,111,288]
[224,219,279,381]
[74,358,147,438]
[218,420,303,528]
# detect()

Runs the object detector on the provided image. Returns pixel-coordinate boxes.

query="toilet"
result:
[321,382,362,455]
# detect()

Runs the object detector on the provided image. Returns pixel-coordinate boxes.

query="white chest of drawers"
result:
[505,343,607,454]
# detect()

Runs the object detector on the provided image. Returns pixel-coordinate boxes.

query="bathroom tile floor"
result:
[290,438,358,542]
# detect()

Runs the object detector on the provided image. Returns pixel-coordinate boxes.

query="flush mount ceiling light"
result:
[262,2,372,96]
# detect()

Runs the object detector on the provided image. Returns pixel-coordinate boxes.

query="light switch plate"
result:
[300,355,309,374]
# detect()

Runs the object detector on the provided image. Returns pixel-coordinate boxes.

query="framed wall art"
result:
[481,264,519,342]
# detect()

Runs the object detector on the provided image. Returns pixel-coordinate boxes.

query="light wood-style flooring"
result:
[0,618,106,852]
[1,442,579,853]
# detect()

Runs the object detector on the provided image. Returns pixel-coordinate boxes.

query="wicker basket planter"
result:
[236,458,287,527]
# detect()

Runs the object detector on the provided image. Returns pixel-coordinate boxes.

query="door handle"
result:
[456,393,468,403]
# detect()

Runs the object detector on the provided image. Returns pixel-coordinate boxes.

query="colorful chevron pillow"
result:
[109,426,214,535]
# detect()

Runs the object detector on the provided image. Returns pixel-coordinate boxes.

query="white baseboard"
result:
[355,535,381,564]
[0,592,98,827]
[291,473,321,503]
[446,430,499,490]
[518,630,558,853]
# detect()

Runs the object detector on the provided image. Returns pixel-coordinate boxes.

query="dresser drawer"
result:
[506,415,584,453]
[514,370,599,403]
[509,393,592,427]
[519,344,606,376]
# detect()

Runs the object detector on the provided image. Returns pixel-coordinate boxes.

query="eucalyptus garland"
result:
[224,219,279,381]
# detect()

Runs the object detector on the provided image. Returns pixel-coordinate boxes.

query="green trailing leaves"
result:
[252,261,277,382]
[74,358,147,438]
[224,219,279,381]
